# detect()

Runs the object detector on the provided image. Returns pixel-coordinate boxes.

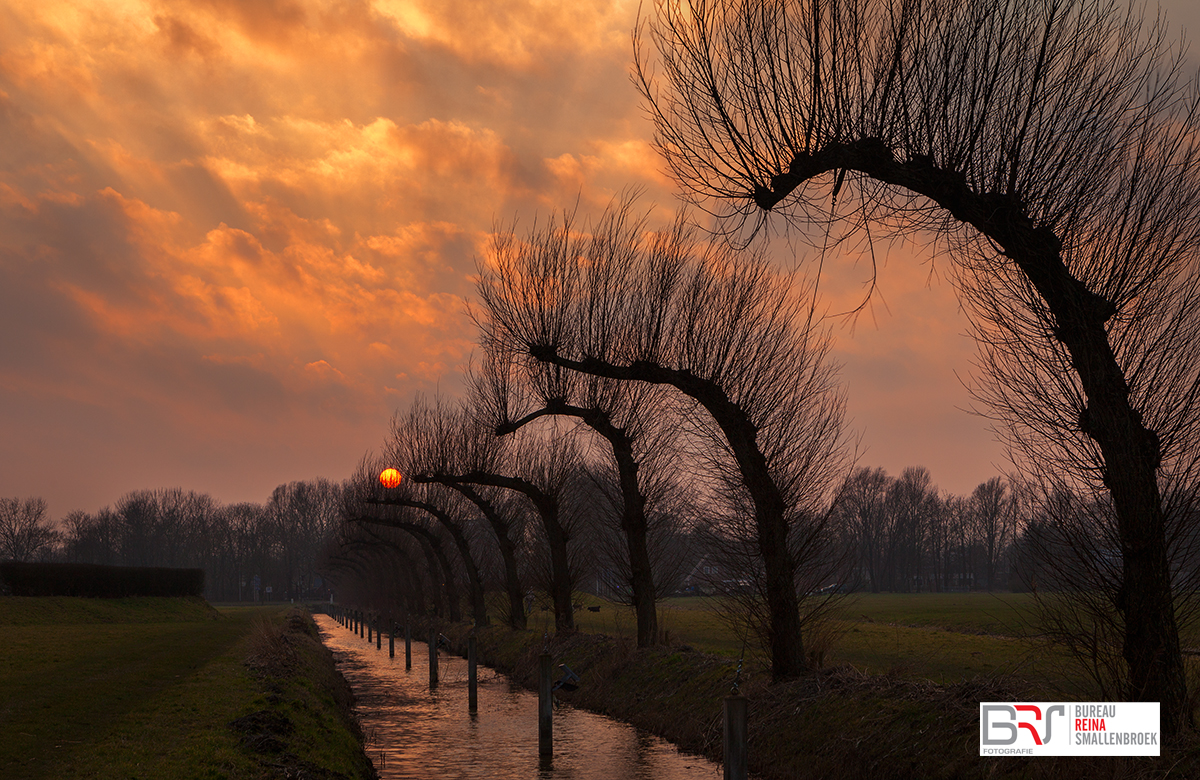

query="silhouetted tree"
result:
[0,497,58,562]
[635,0,1200,731]
[474,333,679,647]
[388,395,532,629]
[831,467,890,592]
[971,477,1018,590]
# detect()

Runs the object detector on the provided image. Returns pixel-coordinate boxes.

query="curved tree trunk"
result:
[433,515,488,628]
[357,517,463,624]
[527,350,805,679]
[756,138,1187,734]
[445,482,527,629]
[498,402,659,646]
[399,498,490,628]
[416,472,575,633]
[417,529,462,623]
[610,434,659,648]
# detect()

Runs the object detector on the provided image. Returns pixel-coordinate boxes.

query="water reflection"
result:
[315,615,722,779]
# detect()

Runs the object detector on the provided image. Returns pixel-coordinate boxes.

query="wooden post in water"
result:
[538,652,552,757]
[376,618,382,650]
[389,617,395,658]
[367,617,372,644]
[405,623,412,670]
[468,634,478,713]
[723,695,748,780]
[429,627,439,688]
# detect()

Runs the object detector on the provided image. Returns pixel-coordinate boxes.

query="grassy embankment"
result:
[0,597,375,780]
[432,592,1200,780]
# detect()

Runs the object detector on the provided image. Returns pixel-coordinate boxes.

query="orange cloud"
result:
[371,0,640,69]
[0,0,1020,517]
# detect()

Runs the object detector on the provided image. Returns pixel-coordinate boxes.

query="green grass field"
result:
[557,592,1115,694]
[0,598,371,780]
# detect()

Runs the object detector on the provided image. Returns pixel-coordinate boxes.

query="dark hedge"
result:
[0,561,205,597]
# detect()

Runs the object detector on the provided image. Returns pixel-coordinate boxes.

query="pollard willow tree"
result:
[474,269,678,647]
[634,0,1200,733]
[476,199,851,679]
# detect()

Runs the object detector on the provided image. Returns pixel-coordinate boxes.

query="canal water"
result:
[314,615,724,779]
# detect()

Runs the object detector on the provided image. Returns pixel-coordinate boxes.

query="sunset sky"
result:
[4,0,1199,519]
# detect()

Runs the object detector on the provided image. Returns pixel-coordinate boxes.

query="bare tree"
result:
[1012,483,1133,696]
[942,493,975,591]
[476,196,852,679]
[579,459,700,610]
[970,477,1017,590]
[883,467,938,592]
[366,480,491,627]
[325,522,433,620]
[831,467,891,591]
[474,333,680,647]
[342,457,467,620]
[635,0,1200,731]
[392,395,534,629]
[0,497,58,562]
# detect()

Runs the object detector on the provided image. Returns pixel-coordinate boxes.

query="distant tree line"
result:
[0,480,343,603]
[830,468,1023,593]
[0,497,58,563]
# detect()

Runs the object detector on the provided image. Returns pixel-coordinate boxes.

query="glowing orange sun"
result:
[379,468,403,488]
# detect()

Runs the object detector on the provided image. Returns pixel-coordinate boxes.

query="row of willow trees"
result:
[333,198,857,685]
[327,192,1053,683]
[344,0,1200,738]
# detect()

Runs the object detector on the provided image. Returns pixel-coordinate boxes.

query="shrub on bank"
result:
[0,560,204,597]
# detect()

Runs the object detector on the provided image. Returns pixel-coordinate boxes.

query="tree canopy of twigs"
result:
[475,195,853,680]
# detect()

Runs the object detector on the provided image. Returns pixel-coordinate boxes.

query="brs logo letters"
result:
[981,704,1066,746]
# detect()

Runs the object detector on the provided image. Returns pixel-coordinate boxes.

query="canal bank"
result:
[237,607,379,779]
[424,622,1198,780]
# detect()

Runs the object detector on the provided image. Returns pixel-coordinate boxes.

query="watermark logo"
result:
[979,702,1159,756]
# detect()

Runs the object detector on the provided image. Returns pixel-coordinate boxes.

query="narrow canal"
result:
[314,615,724,779]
